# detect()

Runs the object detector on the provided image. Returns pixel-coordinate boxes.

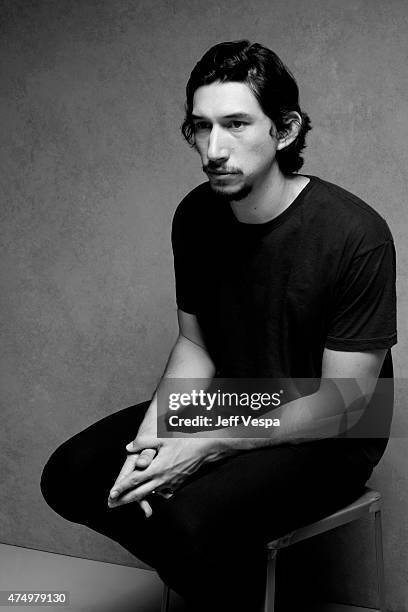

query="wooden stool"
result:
[161,487,386,612]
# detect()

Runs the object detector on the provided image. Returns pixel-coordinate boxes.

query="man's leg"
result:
[145,438,373,611]
[40,401,163,567]
[41,408,373,611]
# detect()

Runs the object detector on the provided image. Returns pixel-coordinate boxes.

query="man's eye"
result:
[227,121,246,130]
[194,122,211,131]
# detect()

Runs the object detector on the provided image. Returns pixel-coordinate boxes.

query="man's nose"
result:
[207,126,229,162]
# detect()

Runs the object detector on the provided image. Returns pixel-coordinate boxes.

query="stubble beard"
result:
[208,181,253,202]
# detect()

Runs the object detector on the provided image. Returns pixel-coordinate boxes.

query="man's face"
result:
[191,81,278,200]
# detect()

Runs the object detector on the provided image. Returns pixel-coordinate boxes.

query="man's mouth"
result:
[206,169,239,176]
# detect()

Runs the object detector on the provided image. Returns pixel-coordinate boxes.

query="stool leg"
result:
[374,510,386,612]
[264,549,277,612]
[161,583,170,612]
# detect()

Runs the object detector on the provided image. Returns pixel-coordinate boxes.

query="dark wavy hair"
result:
[181,40,312,174]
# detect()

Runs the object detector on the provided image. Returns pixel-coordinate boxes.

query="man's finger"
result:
[126,436,160,453]
[115,454,140,484]
[135,448,156,468]
[113,448,156,492]
[107,457,154,516]
[109,465,153,500]
[139,499,153,518]
[108,480,159,508]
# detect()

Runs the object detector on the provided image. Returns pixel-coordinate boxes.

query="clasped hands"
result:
[107,434,220,517]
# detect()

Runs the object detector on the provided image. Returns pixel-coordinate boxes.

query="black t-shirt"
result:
[171,175,397,465]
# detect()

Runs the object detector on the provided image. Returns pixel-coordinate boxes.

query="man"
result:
[41,41,397,611]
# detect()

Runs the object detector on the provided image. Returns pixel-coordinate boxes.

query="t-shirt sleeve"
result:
[171,200,198,314]
[325,239,397,351]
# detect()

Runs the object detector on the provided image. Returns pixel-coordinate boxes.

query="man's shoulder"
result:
[305,175,394,251]
[173,181,214,221]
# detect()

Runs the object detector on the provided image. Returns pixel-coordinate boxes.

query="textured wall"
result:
[1,0,407,610]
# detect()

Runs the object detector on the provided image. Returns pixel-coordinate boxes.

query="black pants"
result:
[40,401,374,611]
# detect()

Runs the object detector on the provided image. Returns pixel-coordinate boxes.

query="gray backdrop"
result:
[1,1,407,610]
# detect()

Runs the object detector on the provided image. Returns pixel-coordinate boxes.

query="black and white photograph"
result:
[1,1,407,611]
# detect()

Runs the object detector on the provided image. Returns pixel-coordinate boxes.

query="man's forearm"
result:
[191,377,373,454]
[138,333,216,435]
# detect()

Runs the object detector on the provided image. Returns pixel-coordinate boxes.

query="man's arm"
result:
[109,347,386,512]
[108,310,216,513]
[135,309,216,440]
[197,348,387,452]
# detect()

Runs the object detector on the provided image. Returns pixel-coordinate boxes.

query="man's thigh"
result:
[150,438,373,551]
[142,438,372,607]
[41,407,372,570]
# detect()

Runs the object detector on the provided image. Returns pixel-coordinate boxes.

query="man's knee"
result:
[40,440,87,523]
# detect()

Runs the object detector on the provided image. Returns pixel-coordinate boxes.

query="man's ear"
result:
[276,111,302,151]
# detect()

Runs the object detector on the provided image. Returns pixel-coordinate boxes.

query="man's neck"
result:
[230,167,310,225]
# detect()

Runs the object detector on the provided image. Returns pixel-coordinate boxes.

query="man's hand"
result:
[108,312,217,516]
[108,436,223,511]
[109,447,158,517]
[107,396,161,517]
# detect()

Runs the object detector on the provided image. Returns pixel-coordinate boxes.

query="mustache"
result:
[203,163,242,174]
